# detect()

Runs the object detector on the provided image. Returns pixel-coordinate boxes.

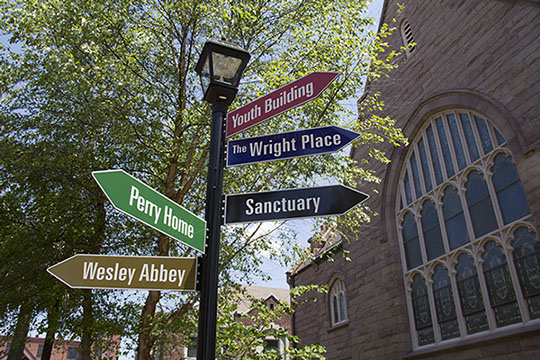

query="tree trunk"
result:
[135,20,190,359]
[136,230,170,360]
[77,197,105,360]
[135,290,162,360]
[79,291,94,360]
[41,327,55,360]
[41,303,59,360]
[7,302,33,360]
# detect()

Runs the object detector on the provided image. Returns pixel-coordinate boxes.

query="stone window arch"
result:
[396,110,538,349]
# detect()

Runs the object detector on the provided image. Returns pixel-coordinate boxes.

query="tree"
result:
[0,0,405,358]
[215,285,328,360]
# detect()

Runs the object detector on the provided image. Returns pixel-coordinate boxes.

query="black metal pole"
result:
[197,100,228,360]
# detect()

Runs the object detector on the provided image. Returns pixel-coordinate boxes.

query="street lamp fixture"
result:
[195,40,250,360]
[195,39,251,105]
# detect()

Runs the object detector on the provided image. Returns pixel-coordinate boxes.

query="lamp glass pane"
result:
[212,52,243,86]
[200,57,211,93]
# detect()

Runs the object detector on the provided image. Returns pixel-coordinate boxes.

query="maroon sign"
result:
[226,71,339,137]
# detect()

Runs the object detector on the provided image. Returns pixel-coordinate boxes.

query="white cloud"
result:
[245,221,284,259]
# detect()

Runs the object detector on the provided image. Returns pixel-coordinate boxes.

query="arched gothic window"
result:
[330,279,347,326]
[396,110,538,349]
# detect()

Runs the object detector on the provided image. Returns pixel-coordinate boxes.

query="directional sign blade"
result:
[47,254,198,291]
[224,185,369,224]
[92,170,206,253]
[226,71,339,137]
[227,126,360,167]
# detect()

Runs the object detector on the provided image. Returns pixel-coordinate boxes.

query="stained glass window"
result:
[511,227,540,319]
[447,113,468,170]
[333,296,339,323]
[459,113,480,162]
[491,153,530,224]
[410,152,423,198]
[397,110,535,348]
[402,212,423,269]
[404,170,413,205]
[494,128,506,145]
[456,253,489,334]
[330,279,347,325]
[421,200,445,260]
[465,171,498,238]
[482,241,521,327]
[411,274,435,345]
[474,115,494,155]
[418,137,433,192]
[435,117,456,178]
[426,125,444,184]
[442,186,469,249]
[339,293,346,321]
[432,265,460,340]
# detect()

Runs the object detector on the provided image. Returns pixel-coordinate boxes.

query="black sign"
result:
[224,185,369,224]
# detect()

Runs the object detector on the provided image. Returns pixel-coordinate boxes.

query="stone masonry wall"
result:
[292,1,539,359]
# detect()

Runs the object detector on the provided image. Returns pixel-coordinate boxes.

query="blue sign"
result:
[226,126,360,167]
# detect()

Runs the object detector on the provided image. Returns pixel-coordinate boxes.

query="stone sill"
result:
[403,320,540,359]
[327,320,349,332]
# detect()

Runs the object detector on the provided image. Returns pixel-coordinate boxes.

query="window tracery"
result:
[396,110,538,348]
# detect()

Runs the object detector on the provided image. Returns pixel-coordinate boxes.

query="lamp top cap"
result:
[195,40,251,74]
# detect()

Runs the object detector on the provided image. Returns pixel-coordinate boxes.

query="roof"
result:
[236,285,290,314]
[287,224,342,277]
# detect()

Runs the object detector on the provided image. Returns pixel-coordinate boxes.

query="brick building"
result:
[288,0,540,359]
[154,286,291,359]
[233,286,292,358]
[0,336,120,360]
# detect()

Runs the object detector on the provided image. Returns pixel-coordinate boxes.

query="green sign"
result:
[92,169,206,253]
[48,254,198,291]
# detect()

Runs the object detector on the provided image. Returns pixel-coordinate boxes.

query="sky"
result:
[249,219,317,289]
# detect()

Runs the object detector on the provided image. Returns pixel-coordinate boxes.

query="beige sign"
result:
[47,254,198,291]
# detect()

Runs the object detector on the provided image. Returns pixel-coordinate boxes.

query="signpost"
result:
[92,169,206,253]
[47,255,198,291]
[44,44,366,360]
[227,126,360,167]
[226,71,339,137]
[49,66,364,360]
[224,185,369,224]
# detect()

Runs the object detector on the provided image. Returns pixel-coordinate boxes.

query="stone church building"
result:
[288,0,540,358]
